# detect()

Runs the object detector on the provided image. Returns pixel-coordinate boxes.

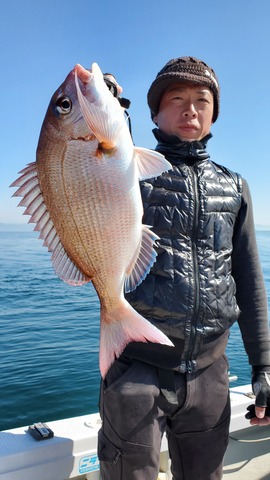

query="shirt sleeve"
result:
[232,178,270,366]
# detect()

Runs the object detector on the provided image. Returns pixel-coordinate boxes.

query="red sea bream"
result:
[11,62,173,377]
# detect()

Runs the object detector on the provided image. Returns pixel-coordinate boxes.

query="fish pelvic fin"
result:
[134,146,172,180]
[99,299,174,378]
[10,162,91,286]
[124,225,159,293]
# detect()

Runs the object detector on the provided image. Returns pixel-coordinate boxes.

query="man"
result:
[98,57,270,480]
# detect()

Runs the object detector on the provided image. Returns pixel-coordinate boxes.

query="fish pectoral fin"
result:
[134,147,172,180]
[124,225,159,293]
[10,162,91,287]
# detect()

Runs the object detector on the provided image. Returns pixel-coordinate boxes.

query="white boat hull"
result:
[0,385,269,480]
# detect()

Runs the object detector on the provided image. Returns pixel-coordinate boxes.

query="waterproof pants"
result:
[98,355,231,480]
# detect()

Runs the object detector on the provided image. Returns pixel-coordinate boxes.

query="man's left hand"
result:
[246,367,270,426]
[246,404,270,425]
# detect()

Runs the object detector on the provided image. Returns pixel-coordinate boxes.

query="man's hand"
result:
[245,404,270,425]
[246,367,270,426]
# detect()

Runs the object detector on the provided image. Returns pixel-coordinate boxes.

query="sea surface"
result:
[0,229,269,431]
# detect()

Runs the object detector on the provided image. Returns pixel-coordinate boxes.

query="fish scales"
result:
[38,144,140,287]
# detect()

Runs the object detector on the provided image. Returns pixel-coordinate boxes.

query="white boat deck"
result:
[224,424,270,479]
[0,385,269,480]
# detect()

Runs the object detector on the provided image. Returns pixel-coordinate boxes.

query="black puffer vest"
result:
[126,129,243,369]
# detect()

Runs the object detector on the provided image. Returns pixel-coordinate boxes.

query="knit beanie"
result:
[147,57,220,123]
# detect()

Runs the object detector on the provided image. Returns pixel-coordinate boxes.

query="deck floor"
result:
[223,424,270,479]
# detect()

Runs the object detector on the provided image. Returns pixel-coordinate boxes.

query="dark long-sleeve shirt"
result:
[232,179,269,365]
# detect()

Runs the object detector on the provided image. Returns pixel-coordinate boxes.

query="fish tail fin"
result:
[99,299,173,378]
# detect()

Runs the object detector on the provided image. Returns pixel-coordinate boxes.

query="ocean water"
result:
[0,229,269,432]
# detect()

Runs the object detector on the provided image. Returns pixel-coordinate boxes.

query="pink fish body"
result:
[11,62,173,377]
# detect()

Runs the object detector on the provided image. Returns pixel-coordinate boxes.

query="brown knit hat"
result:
[147,56,220,123]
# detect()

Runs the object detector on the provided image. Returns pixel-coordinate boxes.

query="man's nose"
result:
[183,102,197,117]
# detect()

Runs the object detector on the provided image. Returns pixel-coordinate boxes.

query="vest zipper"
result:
[183,164,200,372]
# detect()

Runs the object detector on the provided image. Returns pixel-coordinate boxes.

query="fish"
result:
[11,61,173,378]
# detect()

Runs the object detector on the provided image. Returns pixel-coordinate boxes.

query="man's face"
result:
[153,82,214,142]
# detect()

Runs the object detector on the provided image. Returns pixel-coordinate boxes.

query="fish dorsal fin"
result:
[124,225,159,293]
[134,147,172,180]
[10,163,91,286]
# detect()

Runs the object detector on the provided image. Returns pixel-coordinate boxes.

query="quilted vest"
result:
[126,130,243,363]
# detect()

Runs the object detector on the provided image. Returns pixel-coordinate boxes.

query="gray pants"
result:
[98,355,230,480]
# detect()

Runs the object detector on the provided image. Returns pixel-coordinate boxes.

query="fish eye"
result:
[55,96,72,115]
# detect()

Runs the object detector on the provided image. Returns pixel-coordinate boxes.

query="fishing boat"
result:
[0,383,269,480]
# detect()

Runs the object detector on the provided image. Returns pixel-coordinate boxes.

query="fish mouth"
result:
[74,64,92,85]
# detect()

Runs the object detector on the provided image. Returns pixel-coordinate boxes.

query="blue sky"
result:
[1,0,270,227]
